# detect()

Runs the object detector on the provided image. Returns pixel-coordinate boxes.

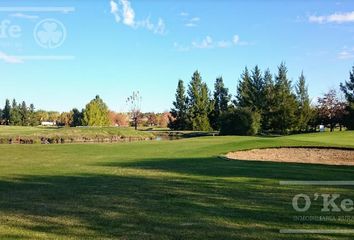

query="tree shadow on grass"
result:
[0,174,296,240]
[1,157,354,239]
[99,156,354,181]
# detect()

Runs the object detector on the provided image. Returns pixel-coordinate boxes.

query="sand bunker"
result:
[226,148,354,166]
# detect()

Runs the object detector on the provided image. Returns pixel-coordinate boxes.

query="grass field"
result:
[0,131,354,239]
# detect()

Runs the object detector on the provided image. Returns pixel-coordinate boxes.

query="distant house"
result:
[41,121,56,126]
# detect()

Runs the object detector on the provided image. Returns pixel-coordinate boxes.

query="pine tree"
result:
[169,80,189,130]
[9,99,21,126]
[71,108,83,127]
[210,77,230,130]
[272,62,297,134]
[235,67,252,107]
[3,99,11,125]
[261,69,275,131]
[20,101,29,126]
[295,72,312,132]
[250,65,265,111]
[187,71,212,131]
[340,65,354,129]
[28,104,38,126]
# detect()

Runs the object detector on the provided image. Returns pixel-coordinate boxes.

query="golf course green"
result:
[0,131,353,239]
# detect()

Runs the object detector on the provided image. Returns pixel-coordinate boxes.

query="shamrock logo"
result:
[34,19,66,49]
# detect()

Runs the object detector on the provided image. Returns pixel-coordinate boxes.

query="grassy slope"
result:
[0,131,353,239]
[0,126,153,143]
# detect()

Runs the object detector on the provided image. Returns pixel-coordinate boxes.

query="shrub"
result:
[220,108,260,136]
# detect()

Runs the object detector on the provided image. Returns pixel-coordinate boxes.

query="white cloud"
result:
[135,17,166,35]
[185,22,197,27]
[233,35,240,45]
[10,13,39,20]
[175,34,249,51]
[110,0,165,34]
[120,0,135,26]
[110,0,120,23]
[337,48,354,59]
[0,52,23,64]
[154,18,166,34]
[309,11,354,24]
[217,41,232,48]
[173,42,190,52]
[180,12,189,17]
[192,36,213,49]
[184,16,200,27]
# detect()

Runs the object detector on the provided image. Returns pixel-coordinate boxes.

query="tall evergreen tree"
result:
[210,77,230,130]
[235,67,252,107]
[295,72,312,132]
[71,108,83,127]
[261,69,276,131]
[169,80,189,130]
[20,101,29,126]
[3,99,11,125]
[340,65,354,129]
[250,65,265,111]
[9,99,21,126]
[28,104,38,126]
[187,71,212,131]
[236,66,265,111]
[272,62,297,134]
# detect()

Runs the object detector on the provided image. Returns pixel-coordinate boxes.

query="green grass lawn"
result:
[0,131,353,239]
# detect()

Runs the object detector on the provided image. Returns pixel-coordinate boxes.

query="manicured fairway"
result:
[0,131,353,239]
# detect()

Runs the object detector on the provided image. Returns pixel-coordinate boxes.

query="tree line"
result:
[0,95,170,128]
[169,63,354,135]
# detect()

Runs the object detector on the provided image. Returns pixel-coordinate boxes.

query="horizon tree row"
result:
[169,63,354,135]
[0,95,170,128]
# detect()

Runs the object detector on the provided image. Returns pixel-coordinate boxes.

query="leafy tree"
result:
[34,110,49,123]
[169,80,189,130]
[272,62,297,134]
[47,111,60,123]
[209,77,230,130]
[108,111,129,127]
[3,99,11,125]
[295,72,312,132]
[83,95,110,126]
[187,71,212,131]
[126,91,142,130]
[340,65,354,129]
[59,112,73,127]
[157,112,170,128]
[317,89,346,132]
[220,107,261,136]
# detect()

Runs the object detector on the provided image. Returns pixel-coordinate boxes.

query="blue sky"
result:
[0,0,354,112]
